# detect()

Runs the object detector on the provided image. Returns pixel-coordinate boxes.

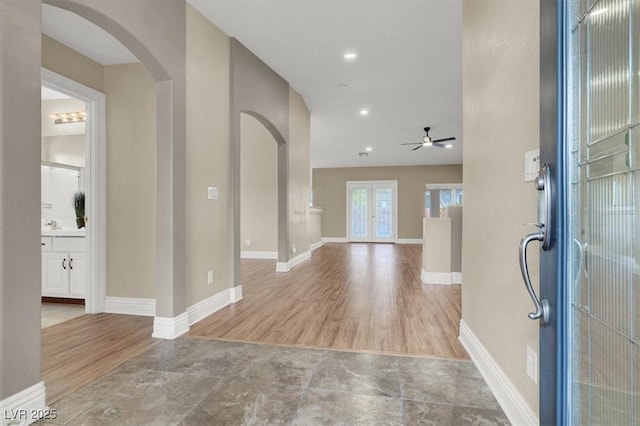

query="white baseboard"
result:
[104,297,156,317]
[1,381,47,426]
[240,250,277,259]
[396,238,423,244]
[275,251,311,272]
[152,312,189,340]
[321,237,348,243]
[230,285,243,303]
[452,272,463,284]
[310,241,324,251]
[421,269,453,285]
[459,320,538,426]
[275,262,290,272]
[186,289,231,326]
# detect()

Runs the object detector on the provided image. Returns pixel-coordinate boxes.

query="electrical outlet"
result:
[246,239,251,247]
[207,186,219,200]
[207,270,214,285]
[526,346,538,384]
[292,243,297,254]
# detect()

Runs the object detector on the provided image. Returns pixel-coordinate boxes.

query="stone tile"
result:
[234,344,326,387]
[308,350,401,397]
[403,400,510,425]
[179,380,304,425]
[399,357,499,410]
[46,394,97,424]
[292,388,403,425]
[69,369,221,425]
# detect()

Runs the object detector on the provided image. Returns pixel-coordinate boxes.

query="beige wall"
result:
[462,0,540,415]
[288,88,311,255]
[240,113,278,253]
[104,63,157,299]
[42,34,104,92]
[309,208,323,246]
[185,5,232,305]
[313,165,462,239]
[423,217,452,274]
[447,206,463,272]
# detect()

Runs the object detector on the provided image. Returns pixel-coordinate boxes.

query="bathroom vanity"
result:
[41,230,85,298]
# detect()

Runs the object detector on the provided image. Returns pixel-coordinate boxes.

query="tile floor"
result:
[41,303,86,329]
[38,338,509,425]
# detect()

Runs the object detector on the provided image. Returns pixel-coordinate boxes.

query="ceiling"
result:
[41,1,463,168]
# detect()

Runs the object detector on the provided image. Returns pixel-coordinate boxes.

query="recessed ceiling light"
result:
[344,52,357,60]
[360,109,369,116]
[365,147,373,151]
[445,144,453,149]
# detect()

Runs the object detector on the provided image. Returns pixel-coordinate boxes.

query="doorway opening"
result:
[41,68,106,326]
[347,180,398,243]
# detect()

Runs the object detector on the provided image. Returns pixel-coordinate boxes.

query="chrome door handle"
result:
[519,231,550,325]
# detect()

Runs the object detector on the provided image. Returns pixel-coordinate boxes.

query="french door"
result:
[533,0,640,424]
[347,181,397,243]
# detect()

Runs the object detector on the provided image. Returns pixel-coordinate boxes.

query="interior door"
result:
[348,181,396,242]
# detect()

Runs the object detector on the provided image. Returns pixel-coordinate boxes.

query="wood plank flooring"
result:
[190,243,468,359]
[42,313,157,404]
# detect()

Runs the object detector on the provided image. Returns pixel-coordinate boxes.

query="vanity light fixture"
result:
[50,111,86,124]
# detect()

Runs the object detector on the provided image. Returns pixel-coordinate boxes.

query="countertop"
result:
[41,228,86,237]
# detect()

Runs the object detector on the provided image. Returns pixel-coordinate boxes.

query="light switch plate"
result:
[524,149,540,182]
[207,186,219,200]
[207,270,214,285]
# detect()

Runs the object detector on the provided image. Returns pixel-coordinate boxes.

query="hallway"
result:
[190,243,467,359]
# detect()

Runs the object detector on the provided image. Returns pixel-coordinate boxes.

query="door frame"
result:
[42,68,107,314]
[346,180,398,243]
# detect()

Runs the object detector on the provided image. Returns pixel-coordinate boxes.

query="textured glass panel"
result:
[589,130,629,159]
[588,174,633,334]
[351,188,368,238]
[628,127,640,169]
[588,0,630,143]
[632,0,640,125]
[573,311,590,425]
[580,21,589,161]
[589,319,633,425]
[588,151,630,178]
[375,188,392,239]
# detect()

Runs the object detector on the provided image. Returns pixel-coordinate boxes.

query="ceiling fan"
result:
[401,127,456,151]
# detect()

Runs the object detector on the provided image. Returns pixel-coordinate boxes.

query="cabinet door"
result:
[68,253,86,297]
[42,252,69,296]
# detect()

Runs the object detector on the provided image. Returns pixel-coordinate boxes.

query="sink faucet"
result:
[44,219,60,230]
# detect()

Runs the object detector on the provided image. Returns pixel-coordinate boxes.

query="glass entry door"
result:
[347,181,397,243]
[563,0,640,423]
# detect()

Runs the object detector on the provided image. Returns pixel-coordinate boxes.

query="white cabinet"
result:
[42,236,85,299]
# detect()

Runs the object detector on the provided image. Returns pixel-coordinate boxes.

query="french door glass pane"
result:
[351,188,368,238]
[568,1,639,424]
[375,187,392,239]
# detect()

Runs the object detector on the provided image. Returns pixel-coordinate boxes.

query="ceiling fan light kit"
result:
[401,126,456,151]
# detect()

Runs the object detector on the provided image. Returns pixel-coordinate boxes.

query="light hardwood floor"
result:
[190,243,468,359]
[42,313,157,404]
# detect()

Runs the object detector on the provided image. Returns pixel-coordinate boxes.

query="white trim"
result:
[42,68,107,315]
[459,320,538,426]
[187,289,231,325]
[421,269,453,285]
[230,285,243,303]
[275,262,290,272]
[275,251,311,273]
[104,297,156,317]
[321,237,348,243]
[425,183,463,190]
[310,240,324,251]
[1,381,47,426]
[240,251,278,259]
[152,312,189,339]
[396,238,423,244]
[289,251,310,268]
[452,272,463,284]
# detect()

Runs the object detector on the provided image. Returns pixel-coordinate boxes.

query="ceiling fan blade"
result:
[401,142,422,145]
[412,145,424,151]
[432,143,446,148]
[432,137,456,143]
